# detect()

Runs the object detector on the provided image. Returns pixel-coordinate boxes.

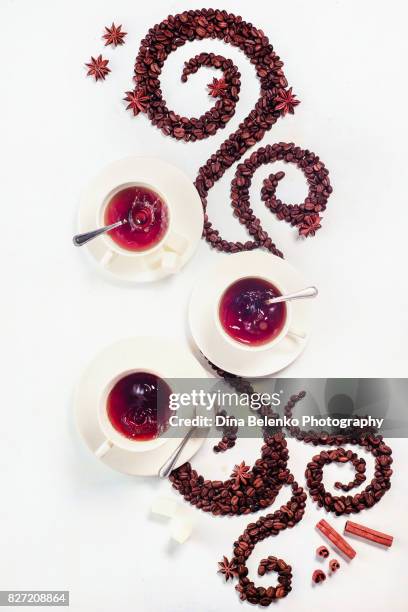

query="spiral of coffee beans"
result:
[170,369,393,606]
[170,432,305,605]
[284,392,393,515]
[131,9,332,256]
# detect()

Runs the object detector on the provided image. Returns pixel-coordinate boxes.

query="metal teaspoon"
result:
[72,219,128,247]
[265,286,318,305]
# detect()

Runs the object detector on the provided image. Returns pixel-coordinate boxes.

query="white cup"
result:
[95,369,170,458]
[214,275,304,352]
[97,181,189,273]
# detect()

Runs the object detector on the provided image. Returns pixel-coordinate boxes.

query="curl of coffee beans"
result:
[171,432,305,606]
[233,143,330,255]
[284,392,393,515]
[213,409,238,453]
[203,367,393,604]
[131,9,332,256]
[232,476,306,605]
[208,357,282,453]
[169,382,303,607]
[170,432,294,516]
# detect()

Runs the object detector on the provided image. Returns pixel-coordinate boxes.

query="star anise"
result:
[85,55,110,81]
[103,22,127,47]
[275,87,300,115]
[208,77,228,98]
[231,461,252,485]
[124,89,149,116]
[218,556,237,581]
[299,214,322,237]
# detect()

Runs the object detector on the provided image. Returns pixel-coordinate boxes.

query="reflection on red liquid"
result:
[219,277,287,346]
[104,186,169,251]
[107,372,171,441]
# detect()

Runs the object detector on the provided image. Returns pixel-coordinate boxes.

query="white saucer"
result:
[74,337,209,476]
[189,252,314,377]
[77,157,204,282]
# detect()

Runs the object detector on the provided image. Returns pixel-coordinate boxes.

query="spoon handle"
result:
[266,286,318,305]
[158,427,197,479]
[72,220,125,247]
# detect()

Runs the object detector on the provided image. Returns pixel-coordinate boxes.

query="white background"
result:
[1,0,407,611]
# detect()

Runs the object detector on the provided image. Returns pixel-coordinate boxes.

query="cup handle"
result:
[164,231,189,256]
[95,439,113,458]
[288,328,307,341]
[100,250,116,268]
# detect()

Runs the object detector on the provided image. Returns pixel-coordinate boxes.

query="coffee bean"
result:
[260,597,272,607]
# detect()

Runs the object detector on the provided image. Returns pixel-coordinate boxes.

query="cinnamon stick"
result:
[316,519,356,559]
[345,520,393,547]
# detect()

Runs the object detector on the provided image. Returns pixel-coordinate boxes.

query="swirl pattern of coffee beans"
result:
[129,9,386,607]
[285,392,393,515]
[305,446,391,515]
[170,385,393,607]
[171,432,305,605]
[131,9,333,256]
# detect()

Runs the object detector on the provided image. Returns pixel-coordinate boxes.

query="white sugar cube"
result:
[170,513,193,544]
[165,232,189,255]
[161,251,180,273]
[151,496,178,518]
